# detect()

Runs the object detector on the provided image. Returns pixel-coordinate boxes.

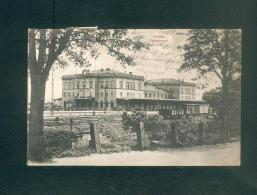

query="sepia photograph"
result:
[27,28,241,166]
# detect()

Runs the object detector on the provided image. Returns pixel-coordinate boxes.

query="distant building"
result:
[62,68,144,111]
[62,68,208,114]
[147,78,196,101]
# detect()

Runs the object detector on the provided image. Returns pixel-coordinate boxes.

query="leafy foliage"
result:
[29,28,149,78]
[178,29,241,82]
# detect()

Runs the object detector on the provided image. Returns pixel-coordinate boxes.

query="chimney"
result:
[100,68,104,72]
[106,68,110,71]
[129,72,132,75]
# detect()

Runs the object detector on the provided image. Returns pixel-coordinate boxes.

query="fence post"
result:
[70,118,73,131]
[170,122,177,147]
[89,122,100,153]
[198,121,204,145]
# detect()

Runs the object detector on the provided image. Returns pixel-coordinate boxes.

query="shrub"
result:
[122,110,146,131]
[122,110,225,147]
[44,130,76,159]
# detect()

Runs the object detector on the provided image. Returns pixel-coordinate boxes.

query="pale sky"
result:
[27,29,221,102]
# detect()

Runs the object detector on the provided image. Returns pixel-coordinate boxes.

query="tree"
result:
[28,28,148,162]
[178,29,241,142]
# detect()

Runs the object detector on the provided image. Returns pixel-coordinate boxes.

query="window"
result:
[126,82,129,89]
[68,92,70,97]
[111,91,113,97]
[153,93,155,98]
[64,92,66,97]
[149,93,152,98]
[120,92,122,97]
[89,81,93,88]
[83,81,86,88]
[111,81,114,88]
[77,81,80,89]
[77,92,79,97]
[106,92,108,97]
[101,92,104,97]
[120,81,123,89]
[138,82,141,90]
[100,81,104,88]
[145,93,147,98]
[161,94,163,98]
[127,92,129,97]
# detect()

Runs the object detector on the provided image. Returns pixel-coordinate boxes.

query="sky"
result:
[27,29,221,102]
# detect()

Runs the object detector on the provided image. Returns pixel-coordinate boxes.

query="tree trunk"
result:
[220,80,229,142]
[28,74,46,162]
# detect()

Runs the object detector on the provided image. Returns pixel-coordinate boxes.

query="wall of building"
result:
[115,78,144,99]
[144,84,170,99]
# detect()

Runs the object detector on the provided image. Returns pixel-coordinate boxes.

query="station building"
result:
[62,68,209,114]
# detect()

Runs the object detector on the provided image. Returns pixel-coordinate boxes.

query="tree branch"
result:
[42,28,73,81]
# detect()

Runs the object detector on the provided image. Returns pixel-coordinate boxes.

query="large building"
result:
[62,68,208,114]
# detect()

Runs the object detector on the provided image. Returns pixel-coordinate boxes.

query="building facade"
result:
[62,68,208,114]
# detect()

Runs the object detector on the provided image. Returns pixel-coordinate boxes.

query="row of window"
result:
[181,95,192,100]
[64,80,143,90]
[119,92,141,98]
[64,81,94,89]
[144,93,173,99]
[64,92,93,97]
[64,91,118,98]
[181,87,194,95]
[120,81,142,90]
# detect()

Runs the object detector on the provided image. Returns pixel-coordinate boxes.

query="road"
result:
[29,142,240,166]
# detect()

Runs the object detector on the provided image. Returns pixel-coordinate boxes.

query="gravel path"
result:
[29,142,240,166]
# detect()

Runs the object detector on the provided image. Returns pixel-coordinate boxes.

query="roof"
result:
[62,69,144,81]
[147,78,196,87]
[144,84,170,93]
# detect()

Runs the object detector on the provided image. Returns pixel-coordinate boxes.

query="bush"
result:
[122,110,145,131]
[122,110,225,147]
[44,130,76,159]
